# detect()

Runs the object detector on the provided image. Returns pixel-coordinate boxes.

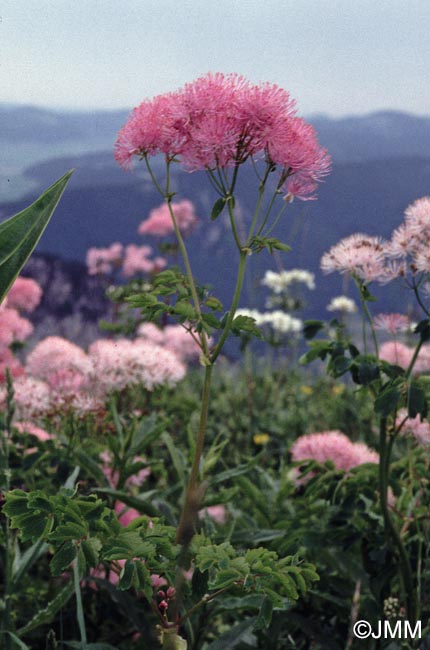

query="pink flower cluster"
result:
[86,242,166,277]
[379,341,430,373]
[138,200,198,238]
[122,244,166,278]
[86,243,123,275]
[389,197,430,273]
[6,277,42,312]
[396,409,430,446]
[137,322,204,363]
[321,234,390,283]
[373,313,410,335]
[321,196,430,284]
[115,72,330,200]
[0,335,186,421]
[291,430,379,475]
[89,338,186,392]
[0,276,42,381]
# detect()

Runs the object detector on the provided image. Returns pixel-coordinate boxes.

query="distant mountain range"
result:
[2,104,430,326]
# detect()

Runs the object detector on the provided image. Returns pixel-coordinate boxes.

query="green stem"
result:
[211,251,247,364]
[247,165,271,241]
[379,418,416,624]
[412,280,430,317]
[73,556,88,649]
[261,198,288,238]
[164,161,210,358]
[361,290,379,358]
[175,364,213,545]
[405,337,424,380]
[227,194,242,250]
[180,586,230,623]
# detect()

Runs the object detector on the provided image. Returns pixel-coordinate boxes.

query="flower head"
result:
[396,409,430,446]
[291,430,378,473]
[138,200,198,238]
[7,277,42,312]
[326,296,357,314]
[374,313,410,334]
[321,234,389,283]
[115,73,330,200]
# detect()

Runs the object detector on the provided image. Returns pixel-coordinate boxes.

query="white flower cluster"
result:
[236,308,303,334]
[326,296,357,314]
[261,269,316,293]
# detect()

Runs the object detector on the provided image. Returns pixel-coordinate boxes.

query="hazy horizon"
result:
[1,101,429,123]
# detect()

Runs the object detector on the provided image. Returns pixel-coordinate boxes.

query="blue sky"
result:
[1,0,430,117]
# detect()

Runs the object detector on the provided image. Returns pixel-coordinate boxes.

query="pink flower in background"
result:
[385,197,430,274]
[115,72,330,200]
[136,323,166,345]
[26,336,92,382]
[151,574,168,589]
[0,376,51,420]
[100,451,151,488]
[0,348,24,381]
[86,243,124,275]
[198,505,227,525]
[7,277,42,312]
[138,200,198,237]
[404,196,430,231]
[14,422,52,442]
[379,341,413,369]
[291,430,378,474]
[137,323,203,363]
[374,313,410,335]
[0,306,33,346]
[396,409,430,446]
[163,325,203,361]
[321,234,389,283]
[122,244,166,277]
[88,338,186,392]
[379,341,430,373]
[414,345,430,373]
[115,501,141,527]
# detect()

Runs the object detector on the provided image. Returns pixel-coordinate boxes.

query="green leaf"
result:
[2,490,29,517]
[161,432,186,486]
[205,619,256,649]
[81,538,102,568]
[3,632,31,649]
[118,559,136,590]
[302,320,325,340]
[328,354,351,377]
[299,340,332,365]
[254,596,274,631]
[352,357,380,385]
[92,488,159,518]
[18,581,75,635]
[375,384,401,416]
[12,512,52,542]
[408,380,428,419]
[50,541,76,575]
[211,197,226,221]
[0,170,73,305]
[415,319,430,342]
[12,539,48,587]
[231,315,262,338]
[173,301,197,320]
[205,296,223,311]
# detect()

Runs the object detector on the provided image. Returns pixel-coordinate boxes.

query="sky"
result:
[1,0,430,118]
